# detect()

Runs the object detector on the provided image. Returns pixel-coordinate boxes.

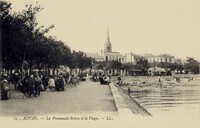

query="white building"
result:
[147,54,175,63]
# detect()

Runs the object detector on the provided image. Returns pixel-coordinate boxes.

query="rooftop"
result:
[85,53,103,59]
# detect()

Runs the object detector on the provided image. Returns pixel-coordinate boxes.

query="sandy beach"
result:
[112,75,200,117]
[114,75,200,87]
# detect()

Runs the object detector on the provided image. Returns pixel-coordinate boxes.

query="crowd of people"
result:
[1,72,82,100]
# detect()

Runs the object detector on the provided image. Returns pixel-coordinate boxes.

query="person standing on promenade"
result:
[13,73,21,90]
[21,74,30,99]
[1,74,10,100]
[28,75,35,98]
[56,75,65,91]
[68,74,72,86]
[34,74,42,96]
[48,75,56,91]
[42,75,49,91]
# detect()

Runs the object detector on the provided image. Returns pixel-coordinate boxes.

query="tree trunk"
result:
[53,66,57,77]
[47,67,50,77]
[53,68,55,77]
[45,68,47,76]
[38,63,42,77]
[29,64,32,76]
[56,68,58,76]
[38,68,42,77]
[20,54,26,78]
[21,62,24,78]
[9,68,12,76]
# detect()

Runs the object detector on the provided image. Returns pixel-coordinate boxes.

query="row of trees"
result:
[93,58,149,73]
[150,57,200,74]
[93,57,200,74]
[1,2,92,77]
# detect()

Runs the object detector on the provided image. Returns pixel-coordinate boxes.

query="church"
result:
[86,27,176,66]
[86,28,126,63]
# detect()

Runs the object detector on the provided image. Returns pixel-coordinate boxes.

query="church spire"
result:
[104,26,112,52]
[107,26,110,44]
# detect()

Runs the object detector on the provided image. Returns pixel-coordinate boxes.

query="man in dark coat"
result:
[42,76,49,91]
[22,75,30,98]
[28,75,35,98]
[56,75,65,91]
[34,74,42,96]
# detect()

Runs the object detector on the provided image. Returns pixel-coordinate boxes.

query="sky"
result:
[8,0,200,60]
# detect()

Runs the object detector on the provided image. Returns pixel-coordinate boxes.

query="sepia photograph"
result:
[0,0,200,128]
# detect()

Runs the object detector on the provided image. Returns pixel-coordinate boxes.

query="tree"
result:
[110,60,122,70]
[93,61,105,70]
[103,60,121,71]
[184,57,199,74]
[135,57,149,71]
[1,2,54,77]
[68,51,92,74]
[121,63,134,71]
[1,2,20,71]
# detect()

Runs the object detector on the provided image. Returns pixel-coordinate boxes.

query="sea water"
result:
[130,84,200,117]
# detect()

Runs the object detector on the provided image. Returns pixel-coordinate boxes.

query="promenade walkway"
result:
[0,79,117,116]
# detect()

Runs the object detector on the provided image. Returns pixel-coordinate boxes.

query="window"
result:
[106,56,108,60]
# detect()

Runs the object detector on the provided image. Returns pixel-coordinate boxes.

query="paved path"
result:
[0,79,117,116]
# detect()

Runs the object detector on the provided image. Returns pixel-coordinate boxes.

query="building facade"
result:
[146,54,175,63]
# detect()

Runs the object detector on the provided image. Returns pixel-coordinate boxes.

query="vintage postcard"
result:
[1,0,200,128]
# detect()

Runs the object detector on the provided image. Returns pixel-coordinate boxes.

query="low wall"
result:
[109,82,152,116]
